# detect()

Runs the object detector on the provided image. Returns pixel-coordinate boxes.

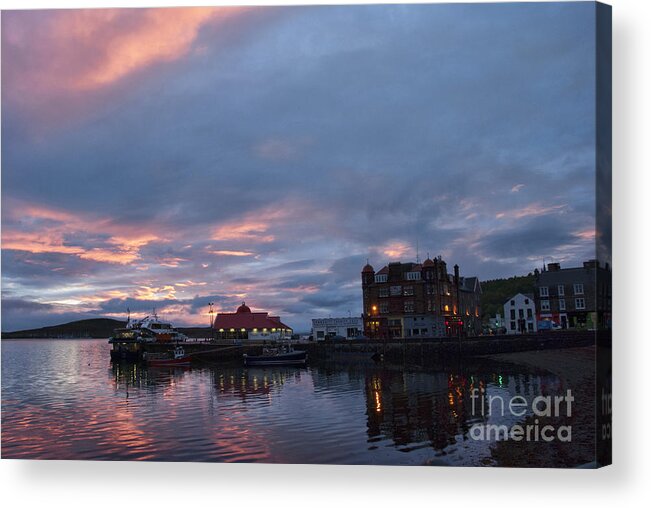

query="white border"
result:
[1,1,650,507]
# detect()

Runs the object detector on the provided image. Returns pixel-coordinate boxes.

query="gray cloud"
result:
[2,3,601,331]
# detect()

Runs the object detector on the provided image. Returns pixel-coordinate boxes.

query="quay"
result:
[134,330,608,364]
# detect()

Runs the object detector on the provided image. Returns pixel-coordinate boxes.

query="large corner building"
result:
[361,257,482,339]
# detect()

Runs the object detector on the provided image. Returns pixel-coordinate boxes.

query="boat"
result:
[144,346,192,367]
[108,328,142,361]
[108,309,187,361]
[129,311,188,343]
[243,344,307,366]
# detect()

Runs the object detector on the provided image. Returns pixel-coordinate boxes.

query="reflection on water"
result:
[2,339,559,465]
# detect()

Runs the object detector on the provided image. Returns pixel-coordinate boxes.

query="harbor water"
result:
[2,338,563,465]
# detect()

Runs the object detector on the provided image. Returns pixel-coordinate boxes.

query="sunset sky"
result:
[1,3,601,332]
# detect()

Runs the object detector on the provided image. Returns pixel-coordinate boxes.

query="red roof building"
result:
[213,302,292,340]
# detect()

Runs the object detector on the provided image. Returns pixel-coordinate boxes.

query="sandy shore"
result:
[482,346,597,468]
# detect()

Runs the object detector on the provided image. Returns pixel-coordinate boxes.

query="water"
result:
[2,339,560,465]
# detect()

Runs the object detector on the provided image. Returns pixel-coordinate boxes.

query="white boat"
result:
[128,310,188,343]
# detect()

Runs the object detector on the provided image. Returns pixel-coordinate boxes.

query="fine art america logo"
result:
[469,389,574,442]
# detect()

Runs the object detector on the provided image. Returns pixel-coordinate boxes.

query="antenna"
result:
[416,239,420,264]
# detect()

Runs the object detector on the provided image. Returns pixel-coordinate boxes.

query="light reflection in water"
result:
[2,339,560,465]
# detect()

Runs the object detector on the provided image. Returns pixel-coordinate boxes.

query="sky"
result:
[1,3,603,332]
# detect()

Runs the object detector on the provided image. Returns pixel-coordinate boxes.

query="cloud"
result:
[2,3,601,332]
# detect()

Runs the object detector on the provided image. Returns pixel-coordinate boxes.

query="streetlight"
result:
[209,302,215,341]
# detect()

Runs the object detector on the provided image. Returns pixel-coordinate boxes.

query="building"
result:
[212,302,293,341]
[311,317,364,340]
[361,257,481,339]
[504,293,537,334]
[534,260,612,330]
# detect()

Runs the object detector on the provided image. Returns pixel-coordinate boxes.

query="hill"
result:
[2,318,126,339]
[2,318,213,339]
[480,274,536,322]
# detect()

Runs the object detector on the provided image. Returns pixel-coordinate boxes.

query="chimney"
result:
[547,262,561,272]
[454,264,459,284]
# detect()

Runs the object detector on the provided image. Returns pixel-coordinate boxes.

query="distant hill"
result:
[2,318,213,339]
[480,274,536,322]
[2,318,126,339]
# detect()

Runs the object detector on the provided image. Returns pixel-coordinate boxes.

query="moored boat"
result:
[243,344,307,366]
[130,311,188,343]
[144,346,192,367]
[108,328,142,361]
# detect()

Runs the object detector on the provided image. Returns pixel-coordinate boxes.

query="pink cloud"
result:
[2,7,245,93]
[2,7,251,135]
[2,200,161,265]
[495,203,567,220]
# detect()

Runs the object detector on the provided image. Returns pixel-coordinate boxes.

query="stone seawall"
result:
[138,330,610,363]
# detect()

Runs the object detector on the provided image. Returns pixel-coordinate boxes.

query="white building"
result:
[312,317,364,340]
[504,293,537,334]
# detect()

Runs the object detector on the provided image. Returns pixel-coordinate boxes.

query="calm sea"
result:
[1,339,557,465]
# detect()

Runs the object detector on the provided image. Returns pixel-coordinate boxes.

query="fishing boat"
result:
[243,344,307,366]
[144,346,192,367]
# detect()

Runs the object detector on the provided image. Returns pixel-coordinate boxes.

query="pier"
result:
[137,330,608,364]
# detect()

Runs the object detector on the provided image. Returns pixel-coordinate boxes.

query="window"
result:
[527,308,533,319]
[510,300,515,306]
[375,274,388,283]
[524,298,529,305]
[559,299,566,311]
[541,300,551,311]
[378,288,389,298]
[390,285,402,296]
[346,327,358,338]
[510,309,516,320]
[412,328,420,336]
[404,301,414,313]
[316,331,324,338]
[558,285,565,296]
[379,303,389,314]
[510,321,516,330]
[539,286,549,297]
[406,271,421,281]
[518,309,524,318]
[403,286,414,296]
[574,283,584,295]
[575,298,586,310]
[421,328,428,335]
